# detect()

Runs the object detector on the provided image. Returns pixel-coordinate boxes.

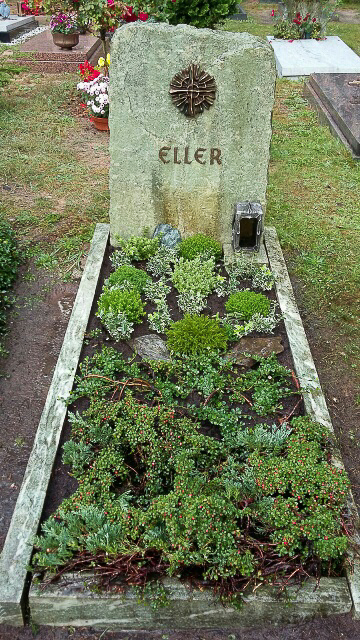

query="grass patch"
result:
[222,18,273,38]
[267,80,360,375]
[0,72,109,273]
[327,22,360,54]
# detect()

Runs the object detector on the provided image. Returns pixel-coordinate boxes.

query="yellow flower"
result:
[106,53,111,65]
[98,57,105,67]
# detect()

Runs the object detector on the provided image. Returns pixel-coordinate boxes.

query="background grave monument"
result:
[109,23,275,253]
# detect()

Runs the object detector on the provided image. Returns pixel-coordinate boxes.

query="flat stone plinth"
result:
[304,73,360,157]
[0,15,38,42]
[267,35,360,77]
[14,29,103,72]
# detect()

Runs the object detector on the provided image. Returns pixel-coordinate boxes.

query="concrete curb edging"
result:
[0,223,110,626]
[0,224,357,628]
[265,226,360,618]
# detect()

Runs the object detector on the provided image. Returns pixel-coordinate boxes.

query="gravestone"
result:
[304,73,360,158]
[109,23,275,251]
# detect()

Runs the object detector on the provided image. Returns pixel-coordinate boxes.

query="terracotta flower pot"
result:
[92,116,109,132]
[52,32,79,50]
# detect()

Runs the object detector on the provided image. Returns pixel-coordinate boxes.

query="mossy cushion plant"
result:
[96,287,146,340]
[166,314,228,355]
[179,233,223,262]
[106,265,151,294]
[225,291,271,321]
[98,288,145,324]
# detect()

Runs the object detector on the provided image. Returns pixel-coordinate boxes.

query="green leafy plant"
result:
[147,245,178,277]
[179,233,223,262]
[229,353,296,415]
[97,287,145,339]
[144,278,172,333]
[225,291,271,321]
[106,265,151,294]
[166,315,228,354]
[172,256,221,298]
[116,236,159,261]
[132,0,238,28]
[31,346,350,592]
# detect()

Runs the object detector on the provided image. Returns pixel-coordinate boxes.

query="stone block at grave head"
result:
[109,23,275,249]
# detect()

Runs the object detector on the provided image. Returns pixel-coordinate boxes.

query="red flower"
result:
[312,17,316,22]
[271,9,274,16]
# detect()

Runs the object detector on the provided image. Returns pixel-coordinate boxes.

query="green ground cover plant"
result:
[30,241,351,600]
[97,287,145,340]
[31,341,350,595]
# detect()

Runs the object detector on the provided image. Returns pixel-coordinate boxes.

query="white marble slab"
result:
[267,35,360,77]
[0,15,36,33]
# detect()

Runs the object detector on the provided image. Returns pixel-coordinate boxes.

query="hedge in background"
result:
[0,217,20,340]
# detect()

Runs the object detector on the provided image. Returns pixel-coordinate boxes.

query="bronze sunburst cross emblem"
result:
[169,63,216,118]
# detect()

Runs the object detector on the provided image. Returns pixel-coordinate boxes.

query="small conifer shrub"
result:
[166,315,228,354]
[225,291,271,321]
[179,233,223,262]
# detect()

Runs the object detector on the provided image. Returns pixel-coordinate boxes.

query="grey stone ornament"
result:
[153,223,181,249]
[130,334,170,361]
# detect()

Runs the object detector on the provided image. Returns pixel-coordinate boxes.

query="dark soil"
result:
[1,251,360,639]
[42,246,303,523]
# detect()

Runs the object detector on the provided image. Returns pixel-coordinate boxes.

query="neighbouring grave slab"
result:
[267,35,360,77]
[304,72,360,158]
[0,15,38,42]
[14,29,102,72]
[109,23,275,247]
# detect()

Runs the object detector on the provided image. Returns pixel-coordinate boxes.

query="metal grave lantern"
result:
[232,202,264,252]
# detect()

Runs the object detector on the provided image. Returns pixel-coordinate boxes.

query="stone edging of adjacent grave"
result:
[0,223,358,628]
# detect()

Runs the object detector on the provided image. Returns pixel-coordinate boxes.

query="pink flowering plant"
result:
[77,74,109,119]
[50,11,78,32]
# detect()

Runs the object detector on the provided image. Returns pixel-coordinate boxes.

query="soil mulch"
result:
[1,250,360,639]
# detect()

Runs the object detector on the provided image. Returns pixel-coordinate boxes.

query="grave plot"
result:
[0,225,357,629]
[0,20,359,630]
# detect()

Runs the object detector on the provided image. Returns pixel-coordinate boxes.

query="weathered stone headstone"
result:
[109,23,275,250]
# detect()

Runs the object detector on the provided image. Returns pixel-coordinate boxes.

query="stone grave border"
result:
[0,223,359,628]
